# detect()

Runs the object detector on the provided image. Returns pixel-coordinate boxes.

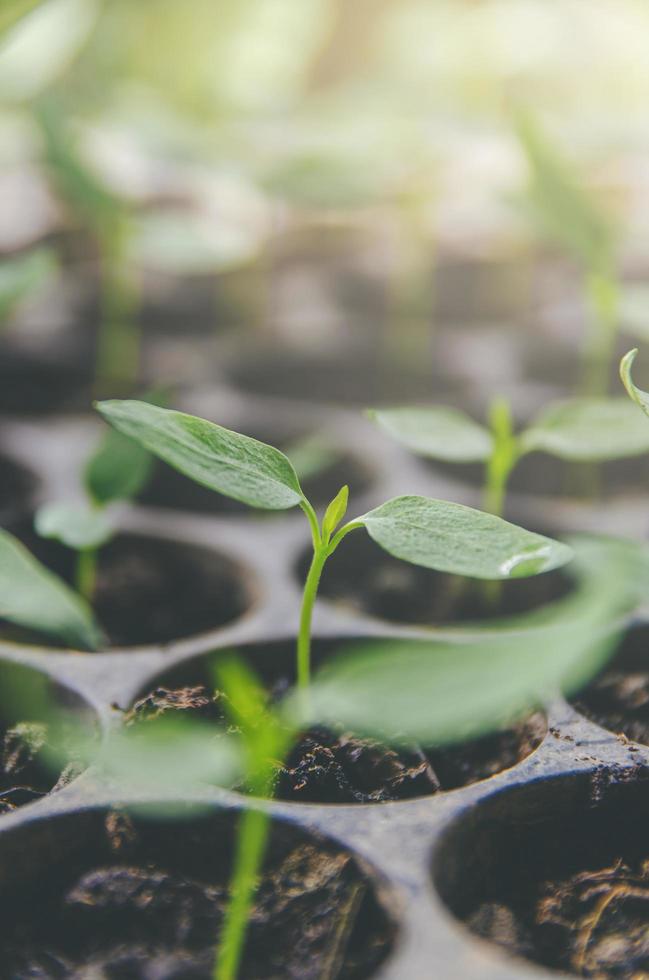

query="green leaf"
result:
[95,400,305,510]
[35,502,113,551]
[620,348,649,418]
[359,495,573,579]
[520,397,649,460]
[305,535,646,745]
[368,407,492,462]
[514,109,615,272]
[0,530,101,650]
[85,428,154,506]
[322,485,349,540]
[0,248,56,323]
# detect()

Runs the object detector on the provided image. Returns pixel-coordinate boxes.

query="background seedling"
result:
[515,110,619,397]
[96,399,573,689]
[0,417,154,650]
[369,395,649,517]
[34,422,153,602]
[35,100,139,393]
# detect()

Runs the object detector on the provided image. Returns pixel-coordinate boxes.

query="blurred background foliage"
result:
[2,0,649,398]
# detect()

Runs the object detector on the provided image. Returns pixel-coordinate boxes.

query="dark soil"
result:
[443,773,649,979]
[299,534,572,626]
[0,532,251,649]
[0,720,80,814]
[0,810,393,979]
[127,670,546,804]
[0,452,38,524]
[572,625,649,746]
[0,662,91,814]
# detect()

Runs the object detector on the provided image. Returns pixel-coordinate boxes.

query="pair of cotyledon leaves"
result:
[369,396,649,467]
[0,396,579,653]
[94,398,573,580]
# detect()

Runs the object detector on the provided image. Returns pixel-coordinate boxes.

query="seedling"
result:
[515,110,619,396]
[369,395,649,517]
[96,399,573,689]
[35,100,139,392]
[0,422,153,649]
[34,422,153,603]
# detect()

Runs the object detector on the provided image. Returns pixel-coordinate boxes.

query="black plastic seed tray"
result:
[0,386,648,979]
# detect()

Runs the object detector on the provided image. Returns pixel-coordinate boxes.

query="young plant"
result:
[34,423,153,603]
[369,395,649,516]
[515,110,619,396]
[0,422,153,649]
[96,399,573,689]
[35,100,139,392]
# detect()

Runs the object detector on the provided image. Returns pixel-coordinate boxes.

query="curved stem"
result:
[300,498,321,550]
[327,520,364,555]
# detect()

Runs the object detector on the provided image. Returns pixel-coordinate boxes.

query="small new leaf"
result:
[520,397,649,460]
[359,496,573,579]
[322,485,349,540]
[620,348,649,418]
[95,400,305,510]
[369,407,492,462]
[0,530,101,650]
[34,502,113,552]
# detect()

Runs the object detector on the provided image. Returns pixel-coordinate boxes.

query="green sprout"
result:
[35,100,139,393]
[34,422,153,603]
[96,399,573,689]
[369,395,649,517]
[0,422,153,650]
[515,110,619,397]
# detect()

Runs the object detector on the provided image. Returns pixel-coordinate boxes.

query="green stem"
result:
[580,269,619,398]
[75,548,97,604]
[214,807,270,980]
[296,544,328,690]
